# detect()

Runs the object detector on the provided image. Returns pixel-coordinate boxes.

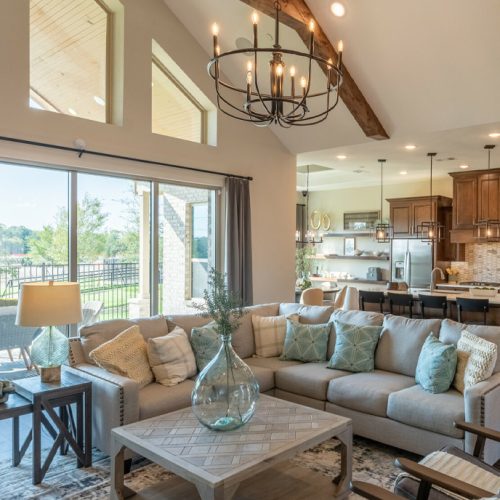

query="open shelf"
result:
[322,232,374,238]
[311,254,389,261]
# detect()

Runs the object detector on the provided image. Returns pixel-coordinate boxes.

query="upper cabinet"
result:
[450,169,500,242]
[387,196,449,238]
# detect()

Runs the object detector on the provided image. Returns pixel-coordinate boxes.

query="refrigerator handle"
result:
[407,251,412,287]
[404,251,410,286]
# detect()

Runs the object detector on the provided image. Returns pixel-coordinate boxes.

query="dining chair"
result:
[299,287,324,306]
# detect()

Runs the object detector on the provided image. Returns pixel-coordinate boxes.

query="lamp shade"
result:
[16,281,82,327]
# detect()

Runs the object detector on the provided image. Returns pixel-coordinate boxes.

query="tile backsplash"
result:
[451,242,500,282]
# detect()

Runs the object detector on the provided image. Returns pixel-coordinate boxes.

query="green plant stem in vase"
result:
[191,269,259,431]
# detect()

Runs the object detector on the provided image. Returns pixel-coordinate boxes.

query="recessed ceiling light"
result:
[405,144,416,150]
[489,132,500,138]
[336,155,347,160]
[330,2,346,17]
[68,108,77,116]
[400,171,408,175]
[94,96,105,106]
[459,164,469,169]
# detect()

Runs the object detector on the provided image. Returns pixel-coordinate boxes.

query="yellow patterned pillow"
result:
[89,325,153,388]
[453,330,497,393]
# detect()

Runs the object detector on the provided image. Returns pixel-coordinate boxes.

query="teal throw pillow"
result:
[415,334,457,394]
[328,320,382,372]
[280,319,330,362]
[190,322,221,371]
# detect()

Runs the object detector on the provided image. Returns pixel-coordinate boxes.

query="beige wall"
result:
[0,0,297,304]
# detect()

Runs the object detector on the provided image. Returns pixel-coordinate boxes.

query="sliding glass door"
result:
[0,162,220,327]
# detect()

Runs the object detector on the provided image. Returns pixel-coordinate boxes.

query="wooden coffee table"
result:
[110,395,352,500]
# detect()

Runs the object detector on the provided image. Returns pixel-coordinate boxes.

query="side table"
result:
[14,369,92,484]
[0,392,33,466]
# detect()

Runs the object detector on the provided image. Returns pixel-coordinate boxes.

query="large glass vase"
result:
[191,333,259,431]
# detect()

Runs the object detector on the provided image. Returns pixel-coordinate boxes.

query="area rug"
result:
[0,437,419,499]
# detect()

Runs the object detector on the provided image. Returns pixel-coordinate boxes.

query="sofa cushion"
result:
[328,320,382,373]
[80,316,169,364]
[328,310,384,358]
[275,362,350,401]
[280,319,330,362]
[387,385,465,439]
[327,370,415,417]
[165,314,211,337]
[279,303,335,324]
[375,315,441,377]
[89,325,154,388]
[245,356,302,372]
[248,365,274,392]
[233,303,280,359]
[190,322,220,371]
[439,319,500,373]
[252,313,297,358]
[453,331,498,393]
[147,327,197,387]
[415,334,457,394]
[139,380,194,420]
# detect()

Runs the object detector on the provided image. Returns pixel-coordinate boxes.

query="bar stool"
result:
[387,292,414,318]
[419,294,448,319]
[456,298,489,325]
[359,291,385,313]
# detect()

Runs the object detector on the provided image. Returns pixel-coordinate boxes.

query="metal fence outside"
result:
[0,262,139,320]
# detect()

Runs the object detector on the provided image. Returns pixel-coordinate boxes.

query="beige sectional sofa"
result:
[66,303,500,464]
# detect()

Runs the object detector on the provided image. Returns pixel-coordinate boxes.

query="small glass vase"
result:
[191,333,259,431]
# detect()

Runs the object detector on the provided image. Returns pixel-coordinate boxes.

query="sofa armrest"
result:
[65,364,140,456]
[464,371,500,464]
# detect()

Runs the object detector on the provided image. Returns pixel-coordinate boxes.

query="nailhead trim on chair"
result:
[68,338,80,367]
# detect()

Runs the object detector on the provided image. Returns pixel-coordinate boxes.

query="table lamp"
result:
[16,281,82,383]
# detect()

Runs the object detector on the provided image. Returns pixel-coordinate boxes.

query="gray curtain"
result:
[225,177,253,305]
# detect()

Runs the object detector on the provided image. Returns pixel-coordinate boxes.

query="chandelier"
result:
[374,159,393,243]
[417,153,444,243]
[208,1,344,127]
[475,145,499,241]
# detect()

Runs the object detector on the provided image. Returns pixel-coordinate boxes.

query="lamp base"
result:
[40,366,61,383]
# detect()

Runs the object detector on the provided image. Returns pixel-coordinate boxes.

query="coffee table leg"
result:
[332,425,353,499]
[110,438,135,500]
[195,482,239,500]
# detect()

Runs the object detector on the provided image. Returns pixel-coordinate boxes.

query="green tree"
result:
[29,195,108,264]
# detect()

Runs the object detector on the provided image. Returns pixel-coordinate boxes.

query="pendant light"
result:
[417,152,444,243]
[296,165,323,245]
[375,159,393,243]
[475,145,500,241]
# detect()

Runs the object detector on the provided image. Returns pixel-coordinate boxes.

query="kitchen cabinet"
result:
[450,168,500,243]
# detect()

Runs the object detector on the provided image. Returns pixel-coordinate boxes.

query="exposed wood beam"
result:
[239,0,389,140]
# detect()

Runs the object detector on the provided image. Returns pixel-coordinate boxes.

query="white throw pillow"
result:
[147,327,197,387]
[252,314,297,358]
[453,330,498,393]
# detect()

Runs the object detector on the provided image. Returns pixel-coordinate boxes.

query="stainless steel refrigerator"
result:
[391,239,433,288]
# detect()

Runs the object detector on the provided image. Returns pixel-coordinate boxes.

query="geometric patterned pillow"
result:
[147,327,197,386]
[252,314,298,358]
[280,319,330,362]
[190,322,221,372]
[415,334,457,394]
[453,330,498,393]
[328,320,382,373]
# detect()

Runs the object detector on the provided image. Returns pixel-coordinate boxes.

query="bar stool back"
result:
[419,294,448,319]
[388,292,414,318]
[456,297,489,325]
[359,291,385,313]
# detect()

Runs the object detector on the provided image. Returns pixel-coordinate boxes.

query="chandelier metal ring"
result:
[208,2,344,127]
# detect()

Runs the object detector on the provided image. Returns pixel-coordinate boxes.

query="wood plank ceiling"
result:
[239,0,389,140]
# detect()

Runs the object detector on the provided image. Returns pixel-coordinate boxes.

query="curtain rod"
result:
[0,135,254,181]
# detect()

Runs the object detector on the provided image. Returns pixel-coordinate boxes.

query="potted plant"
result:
[191,268,259,431]
[446,267,460,284]
[296,245,314,290]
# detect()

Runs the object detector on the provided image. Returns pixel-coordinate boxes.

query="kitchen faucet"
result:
[430,267,445,291]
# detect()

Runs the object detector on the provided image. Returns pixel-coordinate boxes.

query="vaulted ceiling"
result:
[164,0,500,187]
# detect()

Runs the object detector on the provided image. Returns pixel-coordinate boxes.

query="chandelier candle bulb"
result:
[212,23,219,56]
[251,11,259,25]
[309,20,315,55]
[337,40,343,69]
